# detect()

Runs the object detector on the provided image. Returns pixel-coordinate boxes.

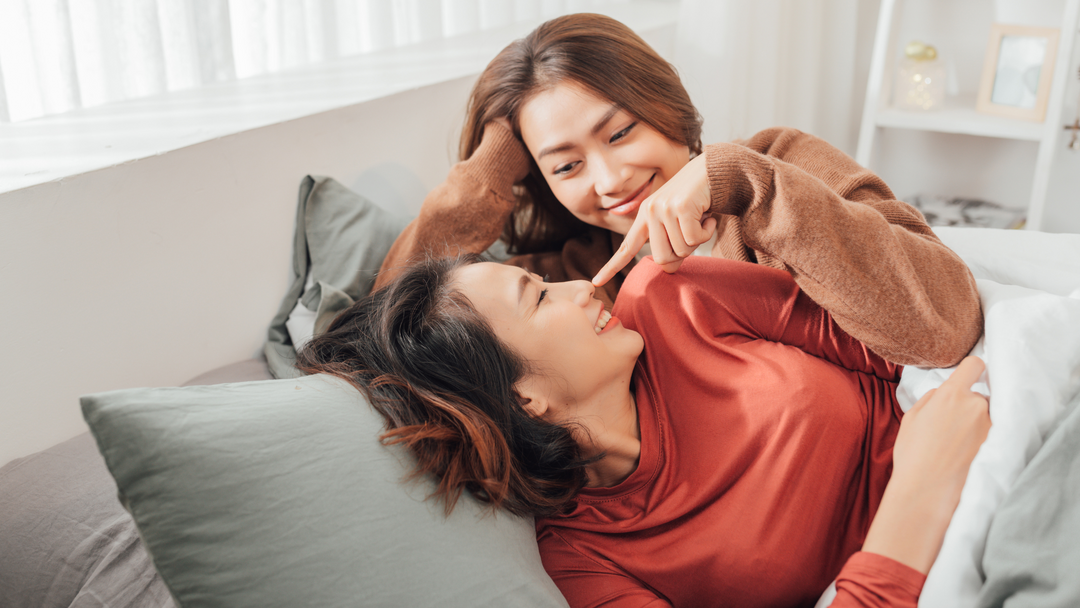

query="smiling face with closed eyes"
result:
[453,262,643,422]
[518,81,691,236]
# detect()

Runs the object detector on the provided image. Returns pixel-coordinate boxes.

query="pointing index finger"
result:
[593,223,648,287]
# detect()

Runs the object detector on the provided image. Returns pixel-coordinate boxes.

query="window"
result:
[0,0,630,123]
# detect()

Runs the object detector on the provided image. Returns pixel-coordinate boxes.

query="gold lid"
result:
[904,41,938,61]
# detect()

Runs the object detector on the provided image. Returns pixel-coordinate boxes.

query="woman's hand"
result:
[862,355,991,574]
[892,355,991,493]
[592,154,716,286]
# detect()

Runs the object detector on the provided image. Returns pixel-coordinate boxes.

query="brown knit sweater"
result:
[374,123,982,368]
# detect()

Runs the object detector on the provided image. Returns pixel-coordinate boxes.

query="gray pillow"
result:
[80,374,570,608]
[265,176,409,379]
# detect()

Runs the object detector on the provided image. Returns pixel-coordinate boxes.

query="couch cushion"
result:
[182,357,274,386]
[0,432,174,608]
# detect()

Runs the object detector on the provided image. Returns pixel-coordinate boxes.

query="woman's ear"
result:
[514,377,551,420]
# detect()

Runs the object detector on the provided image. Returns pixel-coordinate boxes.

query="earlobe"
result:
[514,380,550,419]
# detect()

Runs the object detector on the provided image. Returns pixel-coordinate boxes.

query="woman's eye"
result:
[538,289,548,305]
[553,162,578,176]
[610,122,636,143]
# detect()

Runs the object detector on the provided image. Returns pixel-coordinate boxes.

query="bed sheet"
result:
[914,228,1080,608]
[818,227,1080,608]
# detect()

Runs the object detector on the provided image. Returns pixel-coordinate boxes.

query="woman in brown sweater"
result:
[374,13,980,370]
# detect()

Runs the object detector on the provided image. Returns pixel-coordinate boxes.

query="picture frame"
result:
[976,23,1060,122]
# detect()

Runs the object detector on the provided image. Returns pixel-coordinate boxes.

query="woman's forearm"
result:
[374,122,531,290]
[863,356,991,574]
[703,128,982,368]
[860,473,960,574]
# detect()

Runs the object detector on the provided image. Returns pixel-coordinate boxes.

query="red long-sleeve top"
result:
[535,256,926,607]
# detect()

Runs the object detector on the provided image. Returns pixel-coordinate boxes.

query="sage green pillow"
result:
[80,375,569,608]
[264,176,409,379]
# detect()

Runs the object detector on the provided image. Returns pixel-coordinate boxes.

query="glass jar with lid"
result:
[895,41,947,111]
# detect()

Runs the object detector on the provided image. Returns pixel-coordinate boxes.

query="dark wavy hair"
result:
[460,12,704,254]
[296,254,598,517]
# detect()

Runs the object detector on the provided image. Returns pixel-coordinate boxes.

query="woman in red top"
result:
[299,12,990,608]
[298,252,989,607]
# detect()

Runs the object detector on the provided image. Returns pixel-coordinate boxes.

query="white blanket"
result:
[820,227,1080,608]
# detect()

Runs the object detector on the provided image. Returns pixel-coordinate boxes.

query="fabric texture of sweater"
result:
[534,257,925,608]
[373,124,981,368]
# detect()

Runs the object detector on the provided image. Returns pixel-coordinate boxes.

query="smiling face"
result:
[453,262,643,421]
[517,81,691,235]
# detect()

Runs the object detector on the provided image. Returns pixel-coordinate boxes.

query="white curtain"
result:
[0,0,627,124]
[674,0,880,156]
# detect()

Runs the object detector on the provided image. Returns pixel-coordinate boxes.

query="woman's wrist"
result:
[702,143,765,218]
[478,120,532,182]
[467,120,533,200]
[861,473,960,574]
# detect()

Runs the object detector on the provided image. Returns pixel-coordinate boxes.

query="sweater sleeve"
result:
[373,121,532,290]
[831,551,925,608]
[705,127,982,368]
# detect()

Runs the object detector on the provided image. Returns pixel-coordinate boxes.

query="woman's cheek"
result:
[545,179,568,208]
[553,184,585,217]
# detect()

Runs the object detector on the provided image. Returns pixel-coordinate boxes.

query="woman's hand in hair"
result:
[861,355,991,574]
[592,154,716,286]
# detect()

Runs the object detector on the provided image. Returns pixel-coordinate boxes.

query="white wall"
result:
[0,76,477,466]
[0,13,677,467]
[674,0,882,158]
[873,130,1040,209]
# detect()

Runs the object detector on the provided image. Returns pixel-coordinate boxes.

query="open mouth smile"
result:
[594,309,613,334]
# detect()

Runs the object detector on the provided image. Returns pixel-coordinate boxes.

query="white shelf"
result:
[857,0,1080,231]
[875,96,1044,141]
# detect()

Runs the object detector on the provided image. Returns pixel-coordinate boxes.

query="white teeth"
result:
[594,309,612,333]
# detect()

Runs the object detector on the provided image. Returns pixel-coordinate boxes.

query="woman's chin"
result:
[572,211,633,236]
[600,215,635,236]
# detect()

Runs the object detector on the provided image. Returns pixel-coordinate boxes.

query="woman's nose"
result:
[593,155,631,197]
[570,280,596,307]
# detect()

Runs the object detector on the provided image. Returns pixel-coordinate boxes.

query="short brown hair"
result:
[460,13,703,254]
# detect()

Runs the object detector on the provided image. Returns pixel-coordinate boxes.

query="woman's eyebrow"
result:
[590,105,620,135]
[537,143,574,160]
[517,273,530,307]
[536,105,621,160]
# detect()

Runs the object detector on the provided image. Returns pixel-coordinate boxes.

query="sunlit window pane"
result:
[0,0,623,123]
